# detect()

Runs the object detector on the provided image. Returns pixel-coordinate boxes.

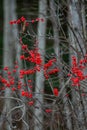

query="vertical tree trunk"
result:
[68,0,86,57]
[34,0,47,130]
[0,0,17,129]
[68,0,87,129]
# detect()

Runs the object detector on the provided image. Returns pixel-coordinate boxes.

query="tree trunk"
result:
[0,0,17,129]
[68,0,87,129]
[34,0,47,130]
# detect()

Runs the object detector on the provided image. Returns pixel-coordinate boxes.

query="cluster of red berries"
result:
[9,16,26,25]
[9,16,44,26]
[0,17,60,111]
[0,64,17,90]
[68,55,87,86]
[21,90,32,98]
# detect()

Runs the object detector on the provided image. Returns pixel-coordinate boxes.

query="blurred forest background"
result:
[0,0,87,130]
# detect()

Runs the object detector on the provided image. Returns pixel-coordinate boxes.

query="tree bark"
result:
[34,0,47,130]
[68,0,87,129]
